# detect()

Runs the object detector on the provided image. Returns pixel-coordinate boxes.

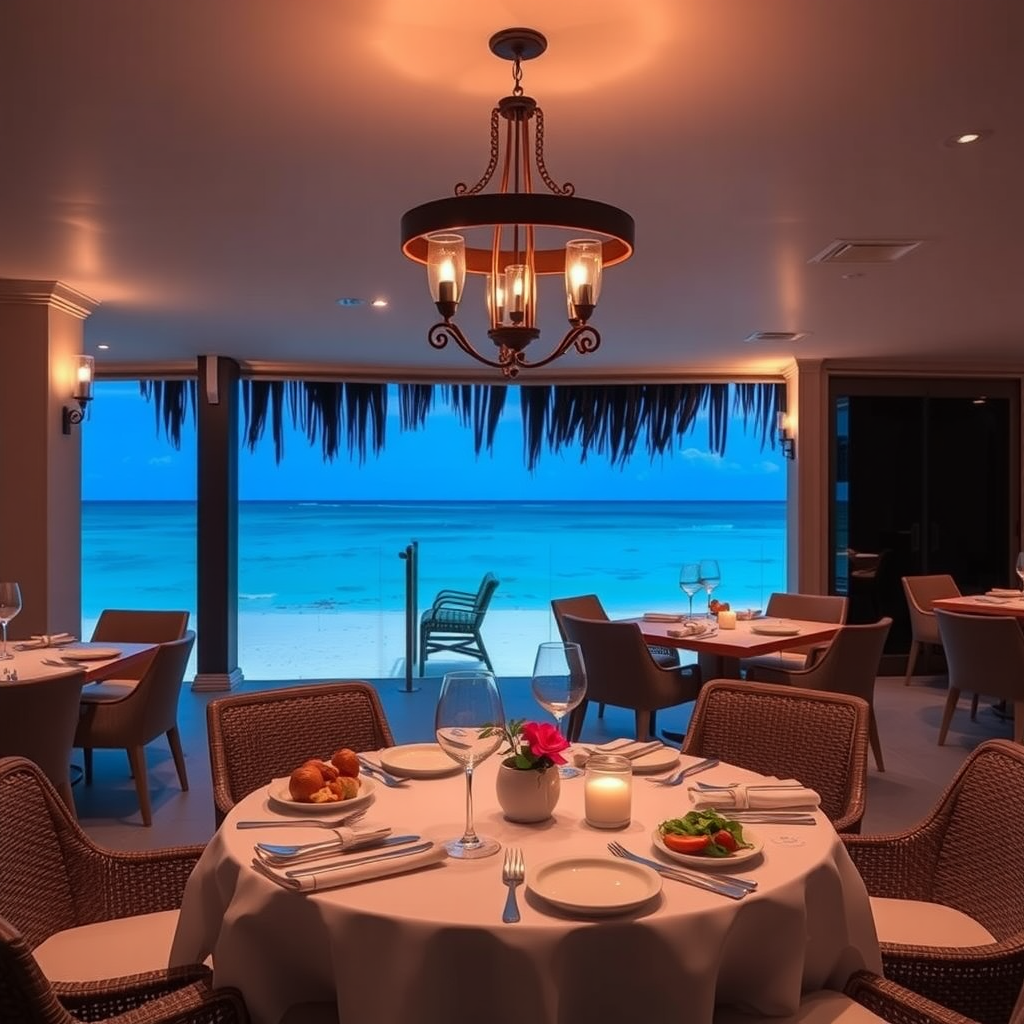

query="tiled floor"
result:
[72,665,1014,852]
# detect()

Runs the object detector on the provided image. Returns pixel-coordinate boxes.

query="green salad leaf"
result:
[658,809,753,858]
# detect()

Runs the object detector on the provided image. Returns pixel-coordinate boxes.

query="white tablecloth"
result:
[171,753,881,1024]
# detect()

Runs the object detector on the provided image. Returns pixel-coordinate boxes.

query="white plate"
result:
[750,622,801,637]
[378,743,461,779]
[266,775,376,815]
[976,595,1013,604]
[528,856,662,916]
[61,646,122,661]
[642,612,684,622]
[651,826,764,868]
[629,744,680,774]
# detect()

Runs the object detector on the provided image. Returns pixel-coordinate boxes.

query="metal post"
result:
[398,540,420,692]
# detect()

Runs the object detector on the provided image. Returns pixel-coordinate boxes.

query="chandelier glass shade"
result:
[400,28,635,378]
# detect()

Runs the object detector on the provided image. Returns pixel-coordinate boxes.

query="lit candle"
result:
[576,283,594,308]
[437,259,456,305]
[584,754,632,829]
[718,609,737,630]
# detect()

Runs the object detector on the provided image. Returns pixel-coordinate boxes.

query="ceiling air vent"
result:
[744,331,808,343]
[810,240,923,264]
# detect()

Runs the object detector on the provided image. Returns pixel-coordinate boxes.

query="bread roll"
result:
[331,748,361,778]
[289,762,325,801]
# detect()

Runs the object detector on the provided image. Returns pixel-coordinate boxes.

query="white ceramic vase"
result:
[495,762,561,823]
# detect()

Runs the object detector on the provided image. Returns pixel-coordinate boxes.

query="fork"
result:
[357,755,406,788]
[236,807,369,830]
[501,847,524,923]
[647,757,719,787]
[607,842,750,900]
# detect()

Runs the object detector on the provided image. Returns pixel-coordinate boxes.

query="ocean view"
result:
[82,500,786,679]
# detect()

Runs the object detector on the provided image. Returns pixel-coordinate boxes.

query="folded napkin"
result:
[643,612,684,622]
[571,739,664,768]
[16,633,76,650]
[668,621,717,638]
[976,595,1012,604]
[253,826,392,866]
[251,842,446,892]
[688,777,821,811]
[986,589,1023,598]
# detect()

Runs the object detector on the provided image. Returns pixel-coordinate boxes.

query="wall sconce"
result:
[62,355,95,434]
[777,411,796,460]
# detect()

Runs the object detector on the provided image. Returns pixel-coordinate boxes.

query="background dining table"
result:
[5,641,158,682]
[932,594,1024,618]
[171,749,881,1024]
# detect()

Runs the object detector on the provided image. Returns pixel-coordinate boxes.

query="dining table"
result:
[932,593,1024,619]
[170,746,881,1024]
[5,640,159,683]
[632,614,842,678]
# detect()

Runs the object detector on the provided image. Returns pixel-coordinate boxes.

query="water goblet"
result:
[434,670,505,859]
[1016,552,1024,592]
[699,559,721,618]
[679,563,702,620]
[0,583,22,661]
[531,641,587,779]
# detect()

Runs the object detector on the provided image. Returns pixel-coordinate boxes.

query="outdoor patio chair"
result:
[681,678,869,833]
[418,572,499,675]
[842,739,1024,1024]
[74,631,195,826]
[0,755,208,986]
[559,614,702,741]
[207,680,395,826]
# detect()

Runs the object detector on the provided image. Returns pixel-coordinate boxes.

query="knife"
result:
[256,834,417,863]
[284,840,434,878]
[609,844,754,897]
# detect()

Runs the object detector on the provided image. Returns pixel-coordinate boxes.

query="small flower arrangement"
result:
[481,718,570,771]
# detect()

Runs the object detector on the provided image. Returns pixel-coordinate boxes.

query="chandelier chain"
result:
[533,109,575,197]
[512,55,524,97]
[454,108,502,196]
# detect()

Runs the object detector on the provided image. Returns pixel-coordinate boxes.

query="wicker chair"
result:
[74,631,196,826]
[746,617,892,772]
[207,681,395,827]
[0,756,207,986]
[559,614,702,741]
[901,575,960,686]
[842,739,1024,1024]
[0,669,84,813]
[680,679,869,833]
[418,572,499,675]
[0,913,248,1024]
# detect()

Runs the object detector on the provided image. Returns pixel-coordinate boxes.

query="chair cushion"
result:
[870,896,996,948]
[79,679,139,703]
[715,990,886,1024]
[32,909,188,981]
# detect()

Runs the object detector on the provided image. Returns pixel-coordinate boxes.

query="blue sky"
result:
[83,382,786,502]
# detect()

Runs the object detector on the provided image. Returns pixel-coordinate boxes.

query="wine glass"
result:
[679,563,702,620]
[1016,552,1024,592]
[0,583,22,661]
[699,559,721,618]
[434,670,505,859]
[531,641,588,779]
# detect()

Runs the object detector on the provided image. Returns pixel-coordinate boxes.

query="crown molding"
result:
[0,279,99,319]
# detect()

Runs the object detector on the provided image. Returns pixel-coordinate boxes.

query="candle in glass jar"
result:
[584,754,632,829]
[718,609,737,629]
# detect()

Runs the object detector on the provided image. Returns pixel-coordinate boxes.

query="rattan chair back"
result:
[207,681,395,826]
[0,670,84,813]
[902,574,960,684]
[681,678,869,833]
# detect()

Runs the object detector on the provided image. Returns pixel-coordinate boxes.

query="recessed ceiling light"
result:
[945,130,992,147]
[96,343,110,350]
[371,298,388,308]
[336,297,365,308]
[744,331,808,344]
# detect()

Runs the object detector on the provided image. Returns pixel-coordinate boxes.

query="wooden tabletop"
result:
[5,641,158,682]
[932,595,1024,619]
[631,616,841,657]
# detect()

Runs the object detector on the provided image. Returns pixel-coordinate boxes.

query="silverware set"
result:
[646,756,719,786]
[357,755,406,788]
[607,842,756,900]
[501,847,524,923]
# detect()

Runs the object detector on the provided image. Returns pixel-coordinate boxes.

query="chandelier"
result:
[400,28,635,379]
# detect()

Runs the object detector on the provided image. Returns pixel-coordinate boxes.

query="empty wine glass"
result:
[699,559,721,618]
[1017,552,1024,592]
[435,670,505,859]
[531,641,588,779]
[0,583,22,661]
[679,563,702,620]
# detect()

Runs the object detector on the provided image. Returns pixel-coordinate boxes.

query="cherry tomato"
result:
[662,833,711,854]
[713,829,738,852]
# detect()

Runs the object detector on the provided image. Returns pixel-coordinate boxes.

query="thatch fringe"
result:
[141,379,784,466]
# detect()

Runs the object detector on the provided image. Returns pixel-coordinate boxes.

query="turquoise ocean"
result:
[81,500,787,677]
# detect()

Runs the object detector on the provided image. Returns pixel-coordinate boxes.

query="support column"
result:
[193,355,243,691]
[0,279,98,638]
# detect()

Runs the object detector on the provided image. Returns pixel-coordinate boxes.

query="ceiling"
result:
[2,0,1022,382]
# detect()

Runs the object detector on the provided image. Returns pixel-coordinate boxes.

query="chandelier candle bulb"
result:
[584,754,632,829]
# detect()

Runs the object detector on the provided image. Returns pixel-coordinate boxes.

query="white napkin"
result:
[643,612,683,622]
[17,633,76,650]
[986,589,1022,598]
[251,842,446,892]
[688,777,821,811]
[668,621,717,638]
[571,739,665,768]
[253,826,392,866]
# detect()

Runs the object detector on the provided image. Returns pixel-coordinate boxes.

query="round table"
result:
[171,751,881,1024]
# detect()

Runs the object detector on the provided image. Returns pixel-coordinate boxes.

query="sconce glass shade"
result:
[486,272,507,327]
[565,239,602,322]
[427,234,466,313]
[74,355,95,402]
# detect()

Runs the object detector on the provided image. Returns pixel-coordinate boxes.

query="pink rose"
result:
[521,721,570,765]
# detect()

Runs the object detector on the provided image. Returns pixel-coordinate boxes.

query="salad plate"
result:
[378,743,461,779]
[60,646,122,661]
[652,827,764,868]
[528,855,662,916]
[267,775,376,815]
[750,622,801,637]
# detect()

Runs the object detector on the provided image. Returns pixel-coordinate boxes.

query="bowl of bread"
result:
[267,747,376,813]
